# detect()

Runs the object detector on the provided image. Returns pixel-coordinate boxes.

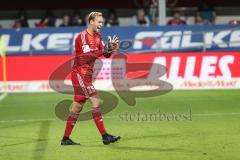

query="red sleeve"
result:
[75,35,83,56]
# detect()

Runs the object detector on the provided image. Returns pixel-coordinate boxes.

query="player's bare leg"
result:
[89,95,121,145]
[61,101,83,145]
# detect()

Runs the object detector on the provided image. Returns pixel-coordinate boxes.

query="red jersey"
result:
[73,30,106,82]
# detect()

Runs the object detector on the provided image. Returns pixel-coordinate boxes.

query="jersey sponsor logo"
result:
[82,45,90,53]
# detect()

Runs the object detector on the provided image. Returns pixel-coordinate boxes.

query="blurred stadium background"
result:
[0,0,240,160]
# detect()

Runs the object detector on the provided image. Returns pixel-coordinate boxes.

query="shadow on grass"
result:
[80,133,195,153]
[33,121,51,160]
[109,133,196,153]
[108,145,194,153]
[0,121,49,148]
[0,121,52,160]
[0,122,50,148]
[122,133,180,142]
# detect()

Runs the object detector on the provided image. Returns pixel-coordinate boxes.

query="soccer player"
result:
[61,11,120,145]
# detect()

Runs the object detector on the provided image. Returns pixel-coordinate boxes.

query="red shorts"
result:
[71,71,97,103]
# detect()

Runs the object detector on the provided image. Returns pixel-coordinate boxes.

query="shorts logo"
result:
[82,45,90,53]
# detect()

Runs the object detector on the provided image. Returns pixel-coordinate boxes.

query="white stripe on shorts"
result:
[77,73,89,98]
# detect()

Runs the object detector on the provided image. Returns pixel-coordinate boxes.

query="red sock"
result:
[92,107,107,135]
[63,112,79,138]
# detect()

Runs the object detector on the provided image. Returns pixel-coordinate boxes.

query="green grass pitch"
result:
[0,90,240,160]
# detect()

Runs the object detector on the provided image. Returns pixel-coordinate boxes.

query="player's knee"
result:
[72,102,83,113]
[92,99,100,108]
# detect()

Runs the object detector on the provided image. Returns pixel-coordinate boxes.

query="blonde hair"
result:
[87,11,103,24]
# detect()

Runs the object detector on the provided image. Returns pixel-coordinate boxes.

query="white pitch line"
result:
[0,93,8,101]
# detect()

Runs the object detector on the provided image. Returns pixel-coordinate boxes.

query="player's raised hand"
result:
[112,35,119,44]
[108,35,119,51]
